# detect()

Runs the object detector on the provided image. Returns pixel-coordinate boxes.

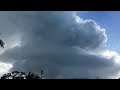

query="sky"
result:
[77,11,120,53]
[0,11,120,79]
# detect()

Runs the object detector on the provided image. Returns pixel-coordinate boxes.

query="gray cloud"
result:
[0,11,119,79]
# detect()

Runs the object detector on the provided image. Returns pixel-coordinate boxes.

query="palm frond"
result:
[0,39,4,48]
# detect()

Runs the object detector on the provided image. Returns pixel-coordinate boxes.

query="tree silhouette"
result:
[0,33,5,48]
[26,72,41,79]
[0,39,4,48]
[1,71,42,79]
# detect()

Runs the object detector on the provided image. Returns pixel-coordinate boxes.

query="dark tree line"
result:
[1,71,43,79]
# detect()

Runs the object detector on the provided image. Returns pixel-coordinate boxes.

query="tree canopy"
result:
[1,71,42,79]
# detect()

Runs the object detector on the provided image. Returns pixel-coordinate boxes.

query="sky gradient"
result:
[77,11,120,54]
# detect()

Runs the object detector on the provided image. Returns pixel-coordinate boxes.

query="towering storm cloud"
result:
[0,11,120,78]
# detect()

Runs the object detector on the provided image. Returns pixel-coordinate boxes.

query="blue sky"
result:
[77,11,120,54]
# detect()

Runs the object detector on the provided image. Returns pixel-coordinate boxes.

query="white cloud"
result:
[0,11,119,78]
[0,62,12,76]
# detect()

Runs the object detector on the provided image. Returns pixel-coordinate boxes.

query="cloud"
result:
[0,11,119,78]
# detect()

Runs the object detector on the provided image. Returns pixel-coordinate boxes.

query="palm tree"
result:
[1,71,41,79]
[0,39,4,48]
[0,33,4,48]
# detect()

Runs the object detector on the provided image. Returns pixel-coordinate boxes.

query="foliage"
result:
[0,39,4,48]
[1,71,41,79]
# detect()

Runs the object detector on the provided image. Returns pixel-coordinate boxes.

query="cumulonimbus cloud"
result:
[0,11,119,79]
